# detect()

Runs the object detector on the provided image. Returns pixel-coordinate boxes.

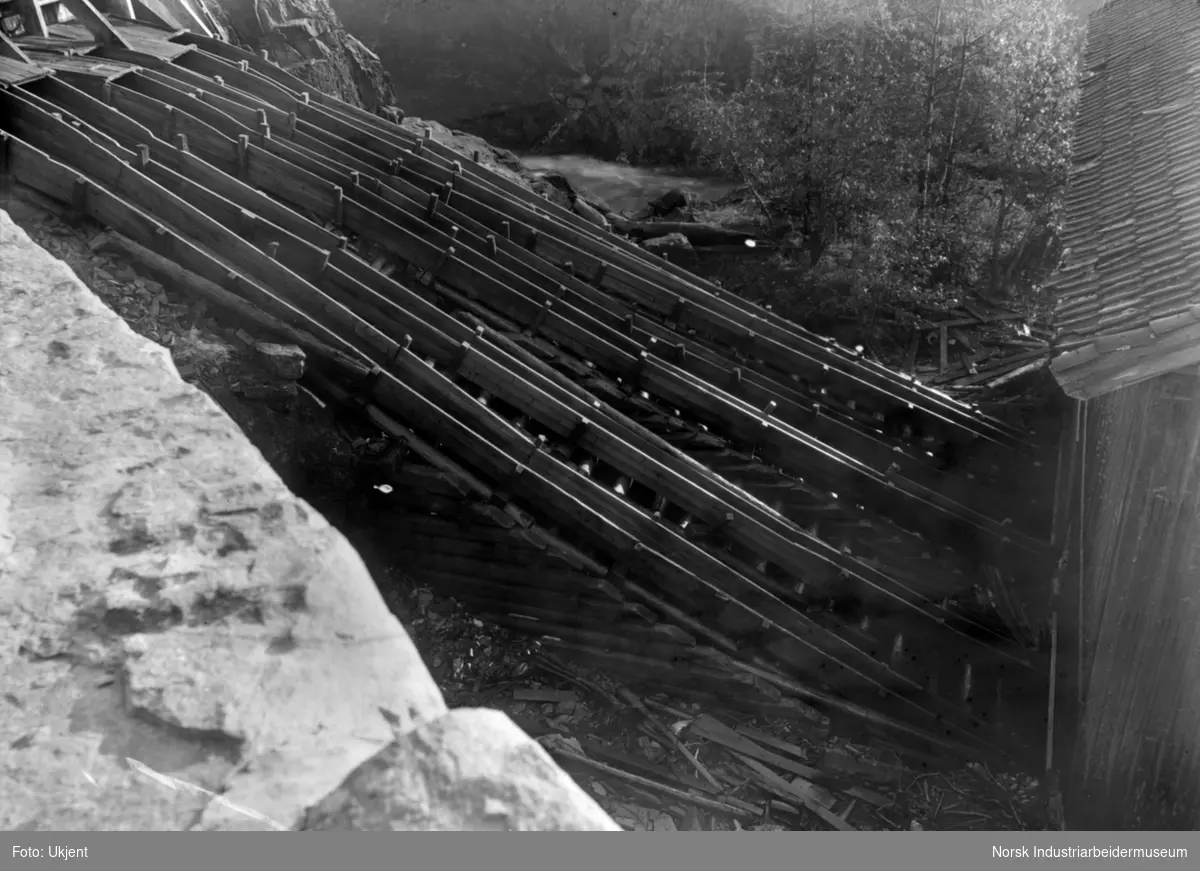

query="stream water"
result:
[519,154,741,215]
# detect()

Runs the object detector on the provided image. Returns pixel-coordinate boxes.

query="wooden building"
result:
[1049,0,1200,831]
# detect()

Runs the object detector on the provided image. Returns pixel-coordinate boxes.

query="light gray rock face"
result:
[0,210,616,831]
[303,709,621,831]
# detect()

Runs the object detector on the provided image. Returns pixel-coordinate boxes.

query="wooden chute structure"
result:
[0,5,1056,768]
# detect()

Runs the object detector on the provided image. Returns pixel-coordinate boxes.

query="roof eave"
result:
[1051,320,1200,400]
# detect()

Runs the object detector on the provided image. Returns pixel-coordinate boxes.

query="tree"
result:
[672,0,1080,313]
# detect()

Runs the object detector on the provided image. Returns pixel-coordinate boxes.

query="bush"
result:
[670,0,1081,315]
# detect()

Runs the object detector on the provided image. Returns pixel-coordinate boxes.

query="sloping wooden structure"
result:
[1047,0,1200,830]
[0,8,1056,768]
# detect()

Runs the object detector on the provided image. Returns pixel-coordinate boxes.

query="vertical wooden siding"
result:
[1060,373,1200,829]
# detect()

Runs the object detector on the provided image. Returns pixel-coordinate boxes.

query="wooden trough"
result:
[0,6,1056,768]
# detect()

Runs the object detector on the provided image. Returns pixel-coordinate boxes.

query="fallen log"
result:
[610,218,757,247]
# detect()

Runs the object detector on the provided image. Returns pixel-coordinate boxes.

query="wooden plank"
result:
[167,35,425,155]
[0,55,50,88]
[36,76,155,150]
[119,65,393,189]
[1,131,365,375]
[386,463,473,497]
[343,329,945,709]
[149,144,340,254]
[122,0,208,35]
[229,144,643,375]
[735,754,857,830]
[354,167,971,493]
[15,0,50,37]
[412,571,627,613]
[482,613,693,659]
[230,140,1027,560]
[170,45,303,110]
[2,105,916,715]
[7,78,136,162]
[159,29,1025,442]
[134,55,949,442]
[120,70,254,138]
[385,518,549,550]
[0,31,34,64]
[307,104,1012,446]
[169,32,319,100]
[689,714,827,781]
[317,256,966,615]
[31,78,341,253]
[129,0,183,31]
[318,261,849,591]
[105,81,240,173]
[0,94,384,368]
[57,0,131,47]
[377,151,929,416]
[0,68,1012,748]
[22,51,137,87]
[363,189,1021,554]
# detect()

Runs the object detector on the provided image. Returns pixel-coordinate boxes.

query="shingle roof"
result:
[1049,0,1200,399]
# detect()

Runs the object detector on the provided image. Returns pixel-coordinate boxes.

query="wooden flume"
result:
[0,11,1054,767]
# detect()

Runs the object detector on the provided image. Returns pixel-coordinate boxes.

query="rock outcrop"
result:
[330,0,762,157]
[202,0,399,113]
[0,210,618,831]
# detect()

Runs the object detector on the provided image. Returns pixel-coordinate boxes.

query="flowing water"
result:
[519,154,741,215]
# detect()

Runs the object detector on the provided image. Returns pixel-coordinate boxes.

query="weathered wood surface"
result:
[129,35,1032,477]
[0,32,35,66]
[1055,376,1200,828]
[14,0,51,39]
[169,32,1021,449]
[53,61,1042,573]
[56,0,131,49]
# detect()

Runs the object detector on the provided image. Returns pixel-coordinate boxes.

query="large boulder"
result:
[203,0,399,112]
[0,210,615,831]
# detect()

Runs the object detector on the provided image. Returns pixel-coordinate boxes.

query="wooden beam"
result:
[5,77,136,163]
[168,0,213,37]
[92,67,1026,557]
[0,31,33,65]
[0,131,361,362]
[171,21,1018,445]
[138,35,1022,451]
[130,0,182,30]
[104,0,137,18]
[0,96,1009,751]
[57,0,133,47]
[36,80,341,253]
[15,0,50,38]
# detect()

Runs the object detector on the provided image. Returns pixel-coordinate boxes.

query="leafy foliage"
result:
[670,0,1081,314]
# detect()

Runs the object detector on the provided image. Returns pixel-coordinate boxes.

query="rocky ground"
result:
[2,169,1059,830]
